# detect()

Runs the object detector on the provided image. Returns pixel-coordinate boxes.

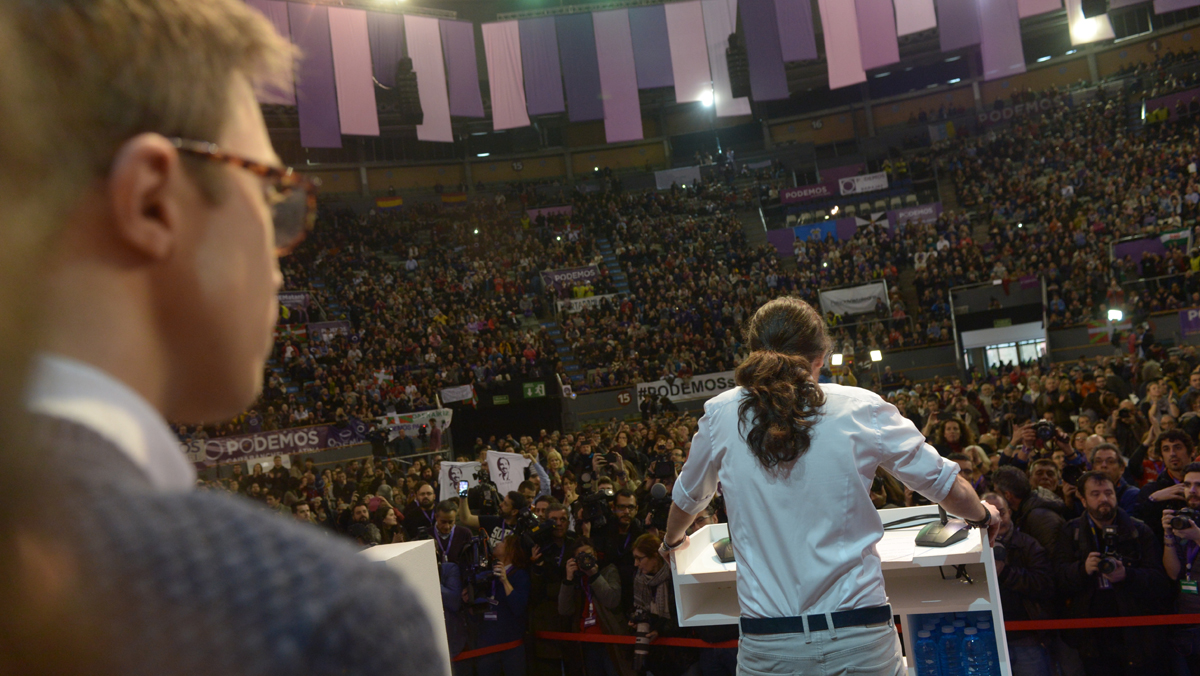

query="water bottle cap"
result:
[942,625,956,633]
[918,630,931,638]
[977,622,991,630]
[964,627,978,635]
[953,620,967,627]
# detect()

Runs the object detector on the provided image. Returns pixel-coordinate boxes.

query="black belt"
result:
[740,605,893,635]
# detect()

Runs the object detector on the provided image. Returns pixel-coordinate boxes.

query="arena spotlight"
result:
[473,229,479,234]
[870,350,883,362]
[831,353,843,366]
[1108,308,1123,322]
[831,205,839,215]
[700,89,714,107]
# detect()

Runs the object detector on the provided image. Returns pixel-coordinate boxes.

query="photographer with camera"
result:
[994,466,1067,554]
[629,533,693,676]
[1053,471,1171,675]
[528,502,578,676]
[459,488,528,548]
[1135,429,1196,540]
[1161,462,1200,674]
[558,539,632,676]
[475,535,531,676]
[596,488,644,612]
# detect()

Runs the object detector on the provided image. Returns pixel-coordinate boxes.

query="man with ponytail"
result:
[659,297,1000,676]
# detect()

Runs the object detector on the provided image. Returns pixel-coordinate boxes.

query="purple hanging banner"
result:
[855,0,900,70]
[556,13,605,122]
[366,12,405,88]
[289,4,342,148]
[245,0,296,105]
[895,0,938,35]
[406,15,454,143]
[978,0,1026,80]
[703,0,752,117]
[775,0,818,61]
[593,9,644,143]
[519,18,566,116]
[628,6,675,89]
[328,7,380,136]
[817,0,866,89]
[440,20,485,118]
[665,1,712,102]
[740,0,790,100]
[1155,0,1200,12]
[937,0,981,52]
[1017,0,1061,16]
[482,21,532,130]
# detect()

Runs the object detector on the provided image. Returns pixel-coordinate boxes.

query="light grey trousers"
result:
[736,621,906,676]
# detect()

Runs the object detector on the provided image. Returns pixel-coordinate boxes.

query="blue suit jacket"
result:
[39,416,445,676]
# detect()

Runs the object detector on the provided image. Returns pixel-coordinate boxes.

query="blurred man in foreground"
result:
[15,1,441,674]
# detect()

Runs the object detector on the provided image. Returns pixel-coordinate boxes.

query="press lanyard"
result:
[435,530,454,558]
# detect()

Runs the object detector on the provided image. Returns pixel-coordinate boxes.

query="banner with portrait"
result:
[439,461,481,501]
[486,450,532,497]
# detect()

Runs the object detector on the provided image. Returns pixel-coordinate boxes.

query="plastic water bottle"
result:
[939,625,965,676]
[962,628,988,676]
[914,630,942,676]
[975,622,1000,676]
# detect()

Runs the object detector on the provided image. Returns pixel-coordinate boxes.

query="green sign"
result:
[523,382,547,399]
[993,318,1012,328]
[493,395,510,405]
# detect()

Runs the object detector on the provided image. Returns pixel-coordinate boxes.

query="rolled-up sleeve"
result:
[874,400,959,503]
[673,411,719,514]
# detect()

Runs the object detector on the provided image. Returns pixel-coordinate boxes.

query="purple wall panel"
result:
[740,0,789,100]
[855,0,900,70]
[556,13,605,122]
[628,6,675,89]
[519,18,566,116]
[440,20,485,118]
[366,11,405,88]
[775,0,818,61]
[592,9,644,142]
[288,3,342,148]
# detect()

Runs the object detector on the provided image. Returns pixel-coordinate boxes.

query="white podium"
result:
[361,540,452,676]
[671,506,1012,676]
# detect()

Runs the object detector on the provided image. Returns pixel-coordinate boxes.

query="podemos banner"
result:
[541,265,601,291]
[183,418,370,467]
[379,408,452,439]
[557,294,617,314]
[636,370,737,406]
[838,172,888,196]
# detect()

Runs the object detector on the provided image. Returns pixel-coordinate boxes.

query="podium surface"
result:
[671,506,1012,676]
[361,540,451,676]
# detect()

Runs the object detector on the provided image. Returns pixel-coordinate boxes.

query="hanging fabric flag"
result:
[245,0,296,105]
[977,0,1026,81]
[740,0,789,100]
[520,18,566,116]
[556,13,605,122]
[894,0,937,36]
[774,0,818,61]
[855,0,900,71]
[482,21,532,130]
[936,0,981,52]
[816,0,866,90]
[440,20,486,118]
[593,9,644,142]
[366,12,405,88]
[701,0,751,116]
[289,3,342,148]
[405,15,454,142]
[328,7,380,136]
[665,1,712,103]
[628,6,674,89]
[1017,0,1061,17]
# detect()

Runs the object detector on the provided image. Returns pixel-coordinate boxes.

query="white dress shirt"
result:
[27,354,196,492]
[673,383,959,618]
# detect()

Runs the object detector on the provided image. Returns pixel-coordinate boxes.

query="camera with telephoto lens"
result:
[1172,508,1200,532]
[1032,419,1059,442]
[415,526,431,541]
[463,535,497,606]
[577,484,614,529]
[513,508,556,550]
[1098,525,1122,576]
[631,608,653,672]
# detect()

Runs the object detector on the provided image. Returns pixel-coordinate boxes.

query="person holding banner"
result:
[659,297,998,676]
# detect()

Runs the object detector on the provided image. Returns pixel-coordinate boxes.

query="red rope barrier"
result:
[451,639,524,662]
[1005,613,1200,631]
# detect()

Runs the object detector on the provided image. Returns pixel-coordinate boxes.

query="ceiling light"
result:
[476,152,490,157]
[948,78,961,84]
[875,72,891,78]
[700,89,714,107]
[1037,55,1052,63]
[945,55,961,62]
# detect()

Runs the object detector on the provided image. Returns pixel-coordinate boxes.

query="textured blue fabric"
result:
[40,416,444,676]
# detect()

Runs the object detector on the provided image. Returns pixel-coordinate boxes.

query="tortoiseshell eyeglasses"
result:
[169,138,319,255]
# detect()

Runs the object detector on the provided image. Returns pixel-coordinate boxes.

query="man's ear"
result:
[106,134,186,261]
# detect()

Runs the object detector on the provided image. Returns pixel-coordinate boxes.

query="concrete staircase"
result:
[542,320,585,384]
[595,237,630,295]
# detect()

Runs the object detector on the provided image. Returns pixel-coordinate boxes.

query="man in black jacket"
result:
[1135,429,1195,540]
[993,466,1066,554]
[983,492,1056,674]
[1054,471,1172,675]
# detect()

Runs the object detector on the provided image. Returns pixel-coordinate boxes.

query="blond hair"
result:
[13,0,296,194]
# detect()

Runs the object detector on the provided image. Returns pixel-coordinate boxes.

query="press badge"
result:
[484,611,499,621]
[583,602,598,627]
[1182,580,1198,595]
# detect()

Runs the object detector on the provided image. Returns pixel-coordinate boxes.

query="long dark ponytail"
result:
[735,297,830,470]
